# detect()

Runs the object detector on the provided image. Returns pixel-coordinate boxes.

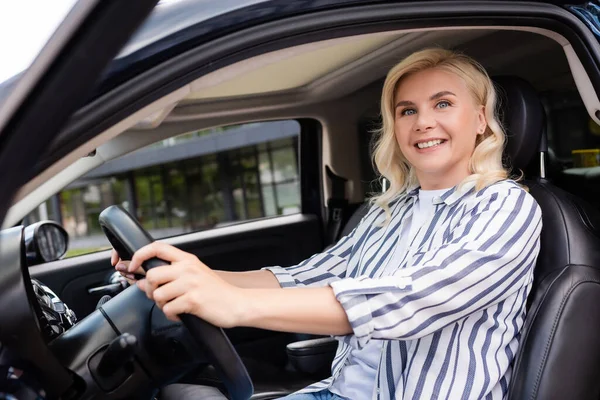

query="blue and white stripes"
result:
[265,179,541,399]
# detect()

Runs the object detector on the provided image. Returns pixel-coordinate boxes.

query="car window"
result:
[541,89,600,208]
[543,91,600,162]
[25,120,302,258]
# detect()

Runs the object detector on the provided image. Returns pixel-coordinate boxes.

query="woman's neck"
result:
[416,166,471,190]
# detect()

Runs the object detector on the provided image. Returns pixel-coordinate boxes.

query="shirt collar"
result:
[405,180,477,206]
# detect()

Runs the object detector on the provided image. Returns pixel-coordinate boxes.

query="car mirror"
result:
[24,221,69,266]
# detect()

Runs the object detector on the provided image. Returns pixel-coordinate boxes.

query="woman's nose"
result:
[414,110,436,132]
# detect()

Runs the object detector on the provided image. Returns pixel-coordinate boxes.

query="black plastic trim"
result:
[299,119,325,225]
[0,227,73,397]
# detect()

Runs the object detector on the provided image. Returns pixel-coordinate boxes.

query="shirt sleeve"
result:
[330,184,542,347]
[262,207,373,288]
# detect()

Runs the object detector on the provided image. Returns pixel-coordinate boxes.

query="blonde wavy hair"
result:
[371,48,509,214]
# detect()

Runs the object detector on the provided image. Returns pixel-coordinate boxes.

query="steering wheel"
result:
[98,205,253,400]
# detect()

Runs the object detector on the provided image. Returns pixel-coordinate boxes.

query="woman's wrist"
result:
[234,288,262,327]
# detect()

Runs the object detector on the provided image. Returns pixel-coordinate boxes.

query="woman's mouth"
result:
[415,139,447,151]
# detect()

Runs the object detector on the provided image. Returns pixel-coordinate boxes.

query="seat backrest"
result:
[495,77,600,399]
[510,179,600,399]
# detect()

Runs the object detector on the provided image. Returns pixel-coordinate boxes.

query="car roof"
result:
[93,0,580,100]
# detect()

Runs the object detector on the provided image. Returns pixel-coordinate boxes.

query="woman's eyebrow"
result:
[395,91,457,109]
[395,100,415,108]
[430,90,456,100]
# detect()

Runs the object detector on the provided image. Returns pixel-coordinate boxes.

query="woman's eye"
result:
[436,100,451,109]
[401,108,416,116]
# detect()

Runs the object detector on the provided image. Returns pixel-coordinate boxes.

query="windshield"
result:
[0,1,77,107]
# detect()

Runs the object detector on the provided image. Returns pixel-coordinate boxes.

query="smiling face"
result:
[394,67,487,190]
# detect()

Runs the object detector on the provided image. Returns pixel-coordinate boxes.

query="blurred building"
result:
[26,120,301,254]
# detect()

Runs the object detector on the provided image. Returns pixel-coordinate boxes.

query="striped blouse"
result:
[264,179,542,399]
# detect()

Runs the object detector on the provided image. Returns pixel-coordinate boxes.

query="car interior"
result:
[4,10,600,399]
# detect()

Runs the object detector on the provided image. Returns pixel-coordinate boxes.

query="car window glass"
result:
[25,120,302,258]
[542,90,600,206]
[0,0,78,110]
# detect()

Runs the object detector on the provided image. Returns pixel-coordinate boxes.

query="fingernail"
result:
[116,263,126,271]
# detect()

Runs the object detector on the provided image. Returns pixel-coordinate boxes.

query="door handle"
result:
[88,282,125,296]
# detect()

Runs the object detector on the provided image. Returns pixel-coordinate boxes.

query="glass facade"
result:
[25,121,301,257]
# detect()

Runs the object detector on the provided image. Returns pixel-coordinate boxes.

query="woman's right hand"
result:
[111,249,145,283]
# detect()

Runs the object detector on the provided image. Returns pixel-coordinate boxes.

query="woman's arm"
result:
[216,270,281,289]
[328,184,543,346]
[128,242,352,335]
[240,286,352,335]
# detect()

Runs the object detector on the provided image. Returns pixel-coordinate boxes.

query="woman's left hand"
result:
[127,242,247,328]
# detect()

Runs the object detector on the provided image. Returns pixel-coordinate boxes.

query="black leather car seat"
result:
[496,79,600,399]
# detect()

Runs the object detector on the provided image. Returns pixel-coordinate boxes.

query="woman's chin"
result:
[412,161,449,175]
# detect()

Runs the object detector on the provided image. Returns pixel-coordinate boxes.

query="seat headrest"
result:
[493,76,545,171]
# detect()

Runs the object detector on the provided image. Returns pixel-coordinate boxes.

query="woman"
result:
[114,48,542,399]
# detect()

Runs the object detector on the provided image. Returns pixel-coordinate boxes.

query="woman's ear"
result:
[476,105,487,135]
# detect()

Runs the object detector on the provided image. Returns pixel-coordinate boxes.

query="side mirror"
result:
[24,221,69,266]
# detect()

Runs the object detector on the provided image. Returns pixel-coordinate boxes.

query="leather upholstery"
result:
[486,78,600,399]
[509,180,600,399]
[493,76,545,172]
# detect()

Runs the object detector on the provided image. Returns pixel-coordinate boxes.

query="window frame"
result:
[26,118,324,258]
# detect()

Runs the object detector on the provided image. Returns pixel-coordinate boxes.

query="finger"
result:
[152,280,190,309]
[129,242,192,273]
[124,263,145,277]
[117,270,134,279]
[136,279,147,293]
[111,249,119,266]
[115,260,131,273]
[144,266,182,296]
[162,294,195,322]
[122,272,135,280]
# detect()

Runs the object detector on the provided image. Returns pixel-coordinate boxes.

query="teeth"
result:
[417,139,443,149]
